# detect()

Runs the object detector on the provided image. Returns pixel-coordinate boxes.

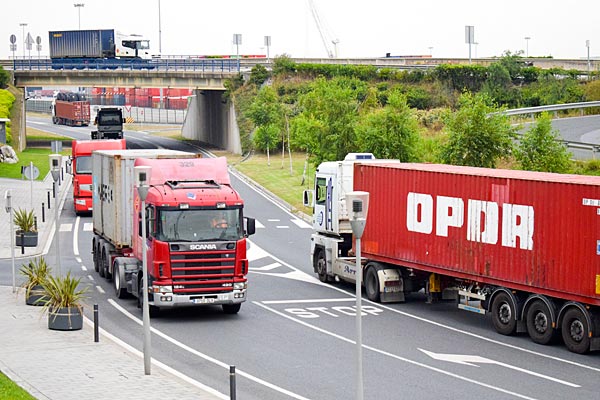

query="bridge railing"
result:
[12,58,241,72]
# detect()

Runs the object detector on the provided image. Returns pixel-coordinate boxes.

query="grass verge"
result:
[0,371,36,400]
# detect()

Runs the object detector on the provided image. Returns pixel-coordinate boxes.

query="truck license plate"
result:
[384,287,401,293]
[193,298,215,304]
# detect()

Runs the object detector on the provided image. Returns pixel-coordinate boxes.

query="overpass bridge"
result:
[7,59,243,153]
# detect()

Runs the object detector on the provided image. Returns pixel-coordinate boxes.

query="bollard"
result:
[229,365,236,400]
[47,190,51,209]
[94,304,99,343]
[20,232,24,255]
[52,184,56,199]
[42,203,45,223]
[34,216,38,232]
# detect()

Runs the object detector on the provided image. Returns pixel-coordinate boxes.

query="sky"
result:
[3,0,600,60]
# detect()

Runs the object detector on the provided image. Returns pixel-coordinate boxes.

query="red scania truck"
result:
[92,149,255,316]
[68,139,126,214]
[305,153,600,353]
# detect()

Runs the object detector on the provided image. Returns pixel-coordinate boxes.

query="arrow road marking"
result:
[419,349,580,388]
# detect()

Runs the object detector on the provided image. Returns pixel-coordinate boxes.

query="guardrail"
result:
[501,101,600,117]
[11,58,241,72]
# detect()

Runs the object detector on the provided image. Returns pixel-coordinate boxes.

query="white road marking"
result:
[254,301,539,400]
[87,275,94,281]
[248,241,600,373]
[291,218,312,229]
[76,257,82,263]
[420,349,579,387]
[251,270,325,285]
[262,298,355,304]
[60,223,72,232]
[109,299,310,400]
[246,240,271,262]
[81,266,87,272]
[73,217,80,256]
[96,285,104,294]
[83,222,93,231]
[276,225,289,229]
[268,219,280,222]
[249,262,281,271]
[254,220,265,229]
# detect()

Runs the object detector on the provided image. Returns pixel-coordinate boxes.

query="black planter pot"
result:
[25,285,48,306]
[15,231,38,247]
[48,306,83,331]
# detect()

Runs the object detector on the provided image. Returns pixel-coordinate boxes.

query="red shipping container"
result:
[355,163,600,305]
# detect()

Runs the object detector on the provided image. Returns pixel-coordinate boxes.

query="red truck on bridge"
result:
[305,153,600,354]
[92,150,256,316]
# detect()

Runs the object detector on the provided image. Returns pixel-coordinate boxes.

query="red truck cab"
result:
[69,139,126,214]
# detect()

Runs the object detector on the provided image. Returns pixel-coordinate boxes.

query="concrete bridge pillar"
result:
[182,89,242,154]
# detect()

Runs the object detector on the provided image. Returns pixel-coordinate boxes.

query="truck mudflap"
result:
[150,290,246,308]
[378,269,405,303]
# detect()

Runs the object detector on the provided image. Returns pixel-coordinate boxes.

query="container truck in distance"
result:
[52,92,90,126]
[67,139,126,214]
[92,150,256,316]
[305,153,600,354]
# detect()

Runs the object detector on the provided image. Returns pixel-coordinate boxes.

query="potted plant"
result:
[19,257,51,306]
[14,208,38,247]
[40,272,88,331]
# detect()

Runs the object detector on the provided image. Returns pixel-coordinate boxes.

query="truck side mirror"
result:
[303,190,314,207]
[245,217,256,236]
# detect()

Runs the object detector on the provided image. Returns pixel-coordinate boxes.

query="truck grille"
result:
[169,243,236,294]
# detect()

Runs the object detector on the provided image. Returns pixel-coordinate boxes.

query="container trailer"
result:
[92,150,256,316]
[51,92,90,126]
[304,153,600,354]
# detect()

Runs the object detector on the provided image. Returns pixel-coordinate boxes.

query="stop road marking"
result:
[285,305,384,318]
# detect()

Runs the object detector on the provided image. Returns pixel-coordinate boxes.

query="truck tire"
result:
[561,307,590,354]
[491,291,517,335]
[98,249,106,278]
[113,262,127,299]
[222,304,241,314]
[315,248,329,283]
[92,238,99,272]
[365,267,380,302]
[526,299,556,345]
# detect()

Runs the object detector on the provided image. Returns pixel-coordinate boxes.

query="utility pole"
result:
[74,4,84,29]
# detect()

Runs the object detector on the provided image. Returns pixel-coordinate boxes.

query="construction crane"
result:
[307,0,339,58]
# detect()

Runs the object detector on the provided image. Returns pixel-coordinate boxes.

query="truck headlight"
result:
[234,282,247,290]
[152,285,173,294]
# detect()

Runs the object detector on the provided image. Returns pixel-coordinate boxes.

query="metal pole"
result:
[355,237,364,400]
[158,0,162,55]
[142,198,151,375]
[54,179,61,276]
[9,196,15,293]
[29,161,33,210]
[229,366,236,400]
[94,304,99,342]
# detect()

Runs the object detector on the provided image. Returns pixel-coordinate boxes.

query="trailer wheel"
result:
[491,292,517,335]
[114,262,127,299]
[526,300,556,345]
[315,248,329,283]
[92,239,99,272]
[365,267,380,302]
[98,249,106,278]
[222,304,241,314]
[561,307,590,354]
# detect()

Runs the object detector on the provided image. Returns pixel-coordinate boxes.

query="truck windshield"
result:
[75,156,92,174]
[99,114,121,124]
[156,208,242,242]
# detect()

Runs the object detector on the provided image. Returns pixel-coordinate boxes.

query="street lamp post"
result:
[586,40,591,80]
[74,3,84,30]
[4,190,15,293]
[19,23,27,59]
[158,0,162,55]
[346,191,370,400]
[233,34,242,71]
[135,165,152,375]
[49,154,62,277]
[525,36,531,58]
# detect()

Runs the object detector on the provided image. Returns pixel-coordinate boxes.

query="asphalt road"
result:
[2,115,600,399]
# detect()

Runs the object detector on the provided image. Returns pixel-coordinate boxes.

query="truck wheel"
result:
[526,300,556,345]
[365,267,380,302]
[315,249,329,283]
[222,304,241,314]
[491,292,517,335]
[98,250,106,278]
[114,263,127,299]
[92,239,99,272]
[561,307,590,354]
[103,251,112,281]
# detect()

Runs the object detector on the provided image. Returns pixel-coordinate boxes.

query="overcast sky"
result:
[3,0,599,60]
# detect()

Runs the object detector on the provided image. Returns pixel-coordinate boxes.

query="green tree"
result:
[291,77,363,164]
[0,66,9,89]
[253,124,280,165]
[514,112,571,173]
[249,64,270,86]
[439,92,515,168]
[246,86,285,164]
[356,91,421,161]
